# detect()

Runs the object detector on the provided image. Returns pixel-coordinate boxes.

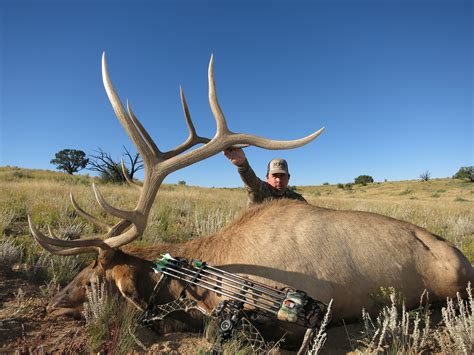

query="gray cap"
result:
[267,158,289,175]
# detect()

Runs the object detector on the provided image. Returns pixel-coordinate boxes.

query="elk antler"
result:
[29,53,324,255]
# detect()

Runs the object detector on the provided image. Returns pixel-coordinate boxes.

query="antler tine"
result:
[180,86,198,138]
[90,182,150,248]
[47,226,60,239]
[127,101,161,159]
[72,191,134,241]
[121,159,142,189]
[127,90,210,162]
[207,54,325,149]
[92,183,138,222]
[106,220,132,238]
[222,127,325,150]
[36,237,95,256]
[70,193,111,232]
[161,87,211,160]
[208,54,231,136]
[102,52,156,166]
[28,216,108,255]
[158,55,324,175]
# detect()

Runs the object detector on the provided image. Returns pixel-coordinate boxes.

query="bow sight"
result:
[147,254,329,353]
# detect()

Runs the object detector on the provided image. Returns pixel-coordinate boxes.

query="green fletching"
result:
[193,259,203,268]
[152,253,174,273]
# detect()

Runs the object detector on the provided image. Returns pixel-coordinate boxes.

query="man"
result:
[224,147,306,206]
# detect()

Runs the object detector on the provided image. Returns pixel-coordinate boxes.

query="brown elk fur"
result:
[49,199,474,342]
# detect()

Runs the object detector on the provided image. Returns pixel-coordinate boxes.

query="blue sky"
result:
[1,0,472,187]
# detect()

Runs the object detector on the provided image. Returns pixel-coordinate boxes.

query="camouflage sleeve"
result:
[237,160,269,204]
[286,190,307,203]
[237,160,265,192]
[296,193,307,203]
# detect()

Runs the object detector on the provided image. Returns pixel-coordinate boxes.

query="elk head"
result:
[29,53,324,318]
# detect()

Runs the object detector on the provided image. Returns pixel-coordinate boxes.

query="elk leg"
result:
[115,272,148,311]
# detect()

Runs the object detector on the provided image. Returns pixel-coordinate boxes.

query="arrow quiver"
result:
[149,254,329,353]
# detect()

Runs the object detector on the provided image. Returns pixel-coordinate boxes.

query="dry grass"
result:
[357,291,431,353]
[308,299,333,354]
[0,239,23,271]
[436,283,474,354]
[83,279,141,353]
[356,284,474,354]
[0,288,37,324]
[1,167,473,352]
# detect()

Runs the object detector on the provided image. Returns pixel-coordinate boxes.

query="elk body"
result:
[30,55,474,345]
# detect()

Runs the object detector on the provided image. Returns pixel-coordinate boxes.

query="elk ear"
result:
[97,249,116,269]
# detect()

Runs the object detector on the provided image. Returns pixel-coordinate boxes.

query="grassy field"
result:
[0,166,473,353]
[1,165,472,261]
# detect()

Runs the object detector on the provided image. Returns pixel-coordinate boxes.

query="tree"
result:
[419,170,431,182]
[50,149,89,175]
[453,166,474,182]
[88,147,143,183]
[354,175,374,185]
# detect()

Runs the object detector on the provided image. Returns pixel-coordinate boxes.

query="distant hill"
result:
[0,166,96,184]
[1,166,473,203]
[298,178,473,204]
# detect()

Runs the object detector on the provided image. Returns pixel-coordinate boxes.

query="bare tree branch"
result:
[88,148,143,183]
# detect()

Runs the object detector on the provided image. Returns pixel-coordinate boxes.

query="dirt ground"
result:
[0,268,361,354]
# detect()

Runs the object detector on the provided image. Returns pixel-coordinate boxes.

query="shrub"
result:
[453,167,474,182]
[34,252,85,286]
[11,171,33,179]
[57,222,86,240]
[84,280,140,353]
[359,290,431,353]
[399,188,413,196]
[0,238,23,271]
[436,283,474,354]
[0,209,16,235]
[337,183,354,190]
[355,175,374,185]
[178,180,186,186]
[358,284,474,354]
[420,171,431,182]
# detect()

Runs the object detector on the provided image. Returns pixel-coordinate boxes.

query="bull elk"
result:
[29,54,474,347]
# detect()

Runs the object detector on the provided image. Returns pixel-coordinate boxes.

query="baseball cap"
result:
[267,158,289,175]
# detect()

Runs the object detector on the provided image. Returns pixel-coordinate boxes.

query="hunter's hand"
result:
[224,147,246,167]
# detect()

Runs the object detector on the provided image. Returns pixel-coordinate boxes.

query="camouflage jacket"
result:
[237,160,307,206]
